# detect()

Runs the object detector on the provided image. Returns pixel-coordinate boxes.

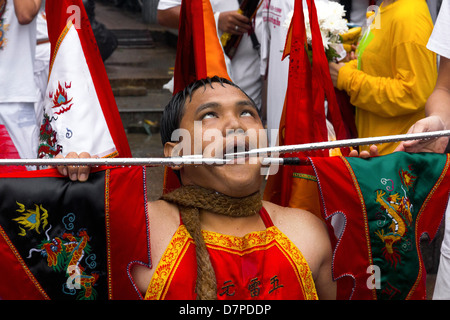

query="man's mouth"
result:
[223,138,252,163]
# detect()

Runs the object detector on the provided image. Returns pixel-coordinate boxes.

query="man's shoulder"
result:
[147,199,180,231]
[262,200,320,225]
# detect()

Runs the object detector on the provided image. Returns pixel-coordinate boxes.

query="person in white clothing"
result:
[34,6,50,139]
[259,0,293,146]
[260,0,335,146]
[0,0,42,160]
[157,0,264,111]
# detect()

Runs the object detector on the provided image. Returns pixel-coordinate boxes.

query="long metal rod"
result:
[0,130,448,167]
[0,157,231,167]
[225,130,450,157]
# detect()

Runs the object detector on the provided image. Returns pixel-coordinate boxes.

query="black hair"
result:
[160,76,259,183]
[160,76,259,147]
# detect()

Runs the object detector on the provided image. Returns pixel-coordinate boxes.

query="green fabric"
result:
[356,29,374,70]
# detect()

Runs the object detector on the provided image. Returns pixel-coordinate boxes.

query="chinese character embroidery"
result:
[248,277,261,297]
[269,275,284,294]
[219,280,235,297]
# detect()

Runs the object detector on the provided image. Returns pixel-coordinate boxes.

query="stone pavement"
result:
[95,1,176,200]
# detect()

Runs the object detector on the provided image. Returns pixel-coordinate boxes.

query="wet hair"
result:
[160,76,259,147]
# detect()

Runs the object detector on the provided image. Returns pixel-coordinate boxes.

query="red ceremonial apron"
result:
[145,207,318,300]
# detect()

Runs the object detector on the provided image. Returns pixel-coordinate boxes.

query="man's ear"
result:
[164,141,183,170]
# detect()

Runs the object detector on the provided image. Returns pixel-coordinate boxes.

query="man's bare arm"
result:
[13,0,41,25]
[157,6,181,29]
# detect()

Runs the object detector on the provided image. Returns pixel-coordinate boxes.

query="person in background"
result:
[157,0,264,112]
[33,3,50,139]
[329,0,437,155]
[395,0,449,154]
[0,0,42,161]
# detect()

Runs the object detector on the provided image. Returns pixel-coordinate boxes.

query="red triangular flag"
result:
[264,0,349,208]
[40,0,131,159]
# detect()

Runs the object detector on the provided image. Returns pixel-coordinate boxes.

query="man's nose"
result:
[223,114,244,136]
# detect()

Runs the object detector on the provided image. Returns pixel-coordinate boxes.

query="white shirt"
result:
[157,0,263,109]
[427,0,450,59]
[0,0,38,103]
[259,0,294,146]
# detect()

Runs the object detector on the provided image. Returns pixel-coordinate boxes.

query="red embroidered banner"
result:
[310,153,450,300]
[0,167,149,300]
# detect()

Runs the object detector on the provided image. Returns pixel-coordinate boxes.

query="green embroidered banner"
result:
[346,153,447,299]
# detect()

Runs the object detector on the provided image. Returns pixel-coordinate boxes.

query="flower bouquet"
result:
[283,1,350,62]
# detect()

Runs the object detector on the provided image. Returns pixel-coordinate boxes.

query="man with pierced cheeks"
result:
[60,77,336,300]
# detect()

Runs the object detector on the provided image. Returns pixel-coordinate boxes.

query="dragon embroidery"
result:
[374,169,415,269]
[19,205,100,300]
[38,113,63,158]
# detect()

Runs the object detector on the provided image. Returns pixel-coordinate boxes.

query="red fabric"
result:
[311,157,374,299]
[264,0,350,207]
[0,125,26,173]
[45,0,131,158]
[173,0,231,95]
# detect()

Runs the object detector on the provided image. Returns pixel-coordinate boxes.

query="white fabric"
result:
[433,196,450,299]
[0,0,38,103]
[43,24,116,158]
[157,0,183,10]
[34,10,50,131]
[0,102,38,159]
[157,0,263,109]
[427,0,450,59]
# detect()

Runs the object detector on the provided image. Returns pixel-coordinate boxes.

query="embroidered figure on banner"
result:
[374,168,416,269]
[38,113,63,158]
[49,81,73,115]
[17,208,100,300]
[14,202,49,236]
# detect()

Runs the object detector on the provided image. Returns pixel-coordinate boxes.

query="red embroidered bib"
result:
[145,208,318,300]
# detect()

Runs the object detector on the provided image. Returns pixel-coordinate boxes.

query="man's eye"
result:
[241,110,254,117]
[202,112,217,120]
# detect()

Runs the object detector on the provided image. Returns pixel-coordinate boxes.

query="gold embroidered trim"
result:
[145,225,192,300]
[48,21,73,79]
[104,169,112,299]
[292,172,318,182]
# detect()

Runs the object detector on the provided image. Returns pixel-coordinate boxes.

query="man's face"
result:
[164,83,266,197]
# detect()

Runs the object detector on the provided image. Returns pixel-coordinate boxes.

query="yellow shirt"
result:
[337,0,437,155]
